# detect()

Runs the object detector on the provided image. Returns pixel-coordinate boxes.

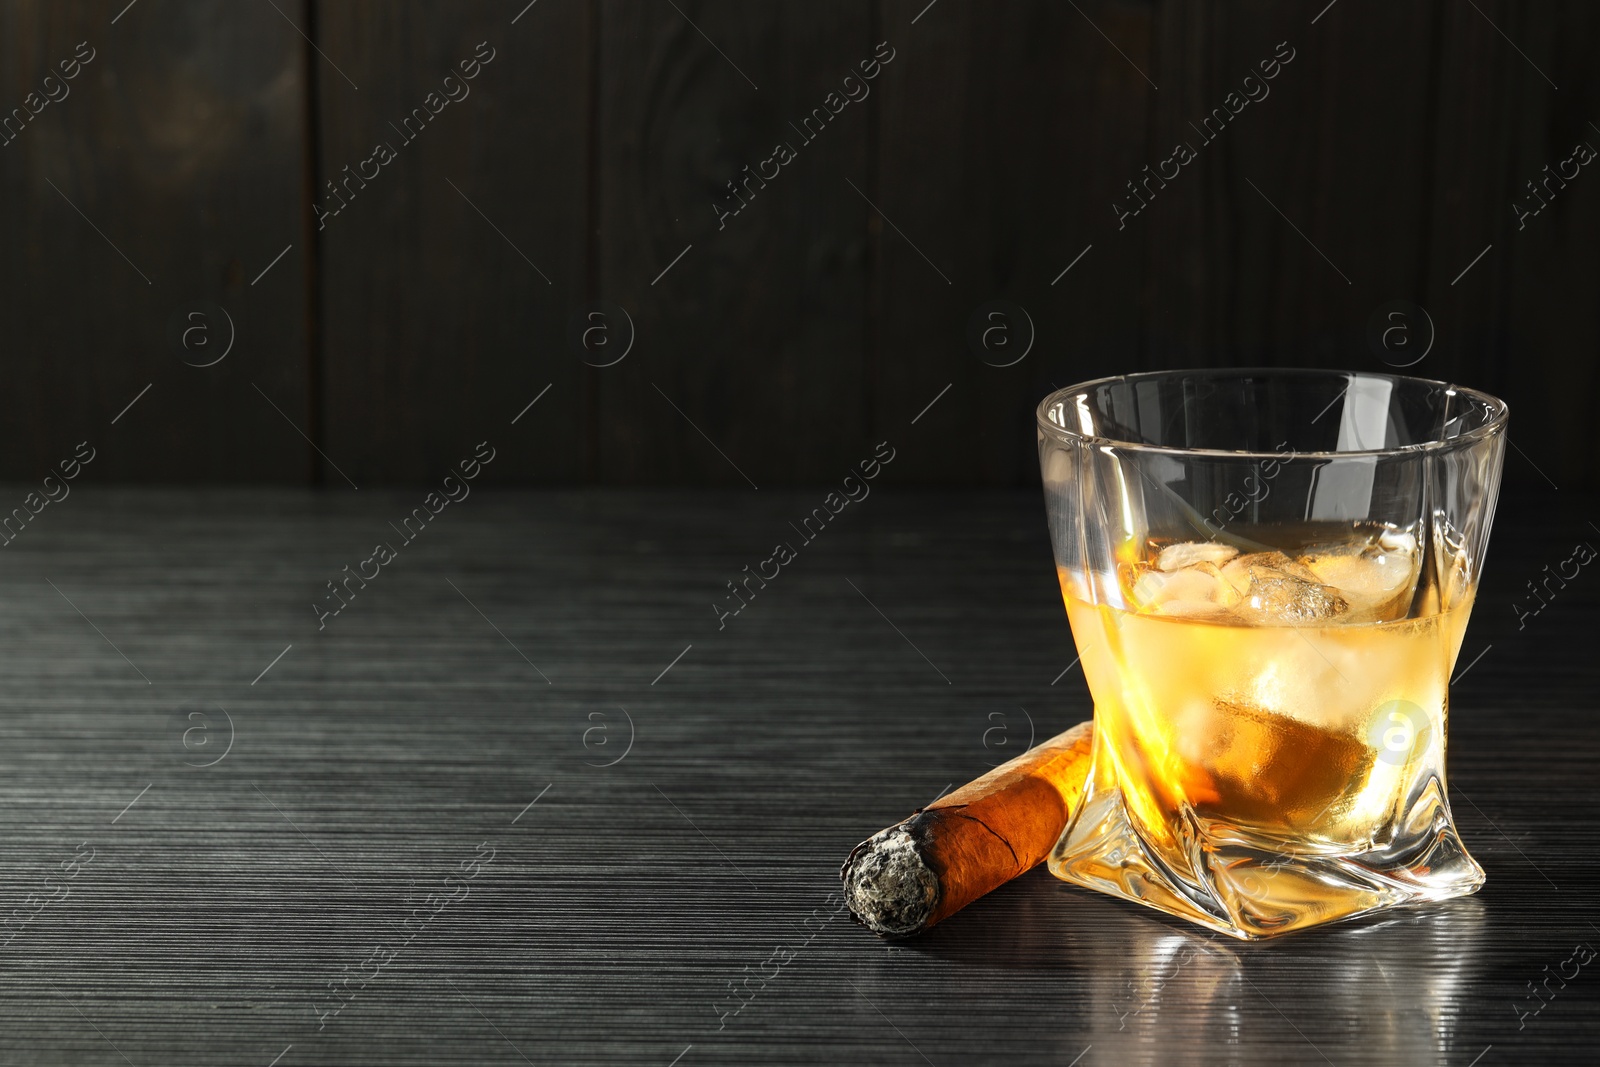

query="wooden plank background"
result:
[0,0,310,482]
[0,0,1595,486]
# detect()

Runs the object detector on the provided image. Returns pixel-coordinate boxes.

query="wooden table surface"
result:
[0,487,1594,1066]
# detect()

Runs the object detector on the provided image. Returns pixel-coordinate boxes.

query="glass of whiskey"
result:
[1036,370,1507,939]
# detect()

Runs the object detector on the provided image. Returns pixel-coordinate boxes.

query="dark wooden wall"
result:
[1,0,1595,486]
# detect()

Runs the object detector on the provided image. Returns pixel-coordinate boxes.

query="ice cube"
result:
[1131,561,1239,618]
[1134,566,1216,606]
[1301,534,1419,623]
[1302,553,1410,609]
[1157,541,1240,572]
[1377,529,1418,556]
[1222,553,1348,626]
[1220,552,1322,596]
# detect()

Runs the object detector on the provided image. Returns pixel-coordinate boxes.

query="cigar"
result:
[840,721,1094,937]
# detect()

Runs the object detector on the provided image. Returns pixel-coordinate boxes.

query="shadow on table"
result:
[903,873,1488,1063]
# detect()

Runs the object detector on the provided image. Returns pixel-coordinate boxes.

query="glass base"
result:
[1049,765,1485,940]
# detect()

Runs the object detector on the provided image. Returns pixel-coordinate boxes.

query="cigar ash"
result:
[842,823,939,936]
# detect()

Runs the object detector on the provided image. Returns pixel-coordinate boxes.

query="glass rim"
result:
[1036,367,1509,460]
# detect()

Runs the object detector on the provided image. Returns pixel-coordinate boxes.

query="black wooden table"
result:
[0,487,1594,1066]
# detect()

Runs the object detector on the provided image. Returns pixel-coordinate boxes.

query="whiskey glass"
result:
[1036,369,1506,939]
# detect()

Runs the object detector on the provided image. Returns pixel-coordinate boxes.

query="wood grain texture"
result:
[315,0,591,484]
[1499,1,1600,491]
[1140,1,1440,365]
[0,485,1594,1064]
[1,0,1599,489]
[871,0,1156,485]
[0,0,310,481]
[593,0,872,486]
[1421,0,1600,489]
